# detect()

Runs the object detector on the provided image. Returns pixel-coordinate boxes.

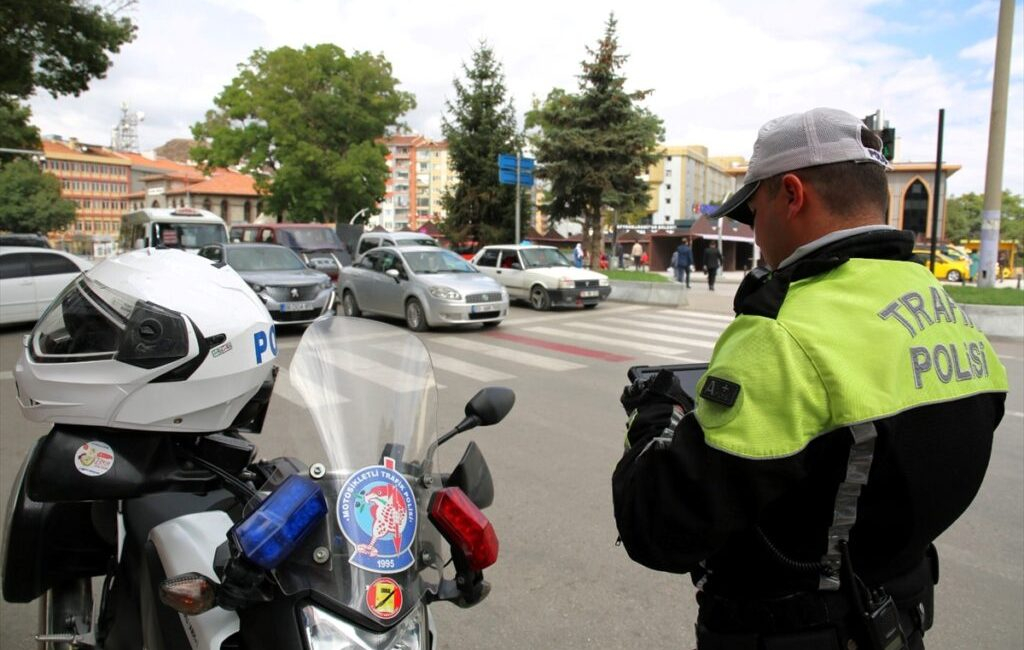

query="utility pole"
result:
[978,0,1015,288]
[514,150,521,244]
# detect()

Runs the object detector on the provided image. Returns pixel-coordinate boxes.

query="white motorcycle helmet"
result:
[14,248,278,433]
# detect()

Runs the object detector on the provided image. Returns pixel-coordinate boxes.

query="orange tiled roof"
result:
[165,169,258,197]
[42,139,129,162]
[116,151,199,175]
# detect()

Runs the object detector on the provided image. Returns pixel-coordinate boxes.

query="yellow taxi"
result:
[912,249,971,282]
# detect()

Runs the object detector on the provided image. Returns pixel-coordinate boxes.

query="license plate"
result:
[471,303,497,313]
[281,302,313,312]
[580,290,599,298]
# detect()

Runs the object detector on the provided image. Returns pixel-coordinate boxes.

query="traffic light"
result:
[880,127,896,162]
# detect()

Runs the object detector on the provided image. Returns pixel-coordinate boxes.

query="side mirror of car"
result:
[385,268,401,282]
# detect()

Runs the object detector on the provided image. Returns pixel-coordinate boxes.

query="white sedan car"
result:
[0,246,93,325]
[471,244,611,310]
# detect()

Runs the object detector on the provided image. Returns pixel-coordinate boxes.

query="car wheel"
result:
[530,285,551,311]
[946,270,962,282]
[342,290,361,317]
[406,299,429,332]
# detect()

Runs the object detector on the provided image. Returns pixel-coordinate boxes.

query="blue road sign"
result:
[498,153,517,170]
[499,169,534,186]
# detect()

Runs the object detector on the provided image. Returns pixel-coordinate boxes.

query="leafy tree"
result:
[440,42,521,247]
[0,0,136,148]
[526,14,663,267]
[191,44,415,222]
[946,190,1024,245]
[0,159,76,233]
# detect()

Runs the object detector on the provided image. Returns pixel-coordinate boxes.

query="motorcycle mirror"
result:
[465,387,515,426]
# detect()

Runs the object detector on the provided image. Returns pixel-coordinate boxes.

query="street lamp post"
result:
[350,208,370,226]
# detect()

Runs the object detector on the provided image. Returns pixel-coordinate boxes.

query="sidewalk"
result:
[656,269,745,315]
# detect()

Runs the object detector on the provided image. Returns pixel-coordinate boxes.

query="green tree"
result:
[0,0,136,148]
[526,14,663,267]
[946,190,1024,245]
[191,44,415,222]
[0,159,76,233]
[440,42,521,246]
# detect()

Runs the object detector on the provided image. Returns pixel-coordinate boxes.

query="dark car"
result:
[229,223,352,281]
[199,243,335,325]
[0,233,51,248]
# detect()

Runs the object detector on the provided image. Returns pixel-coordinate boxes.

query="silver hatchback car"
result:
[338,246,509,331]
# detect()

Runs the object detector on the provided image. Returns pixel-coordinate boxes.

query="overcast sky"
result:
[28,0,1024,196]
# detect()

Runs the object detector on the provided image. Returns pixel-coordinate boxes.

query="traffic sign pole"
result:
[515,151,521,244]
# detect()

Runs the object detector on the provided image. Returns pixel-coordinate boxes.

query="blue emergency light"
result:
[231,474,328,570]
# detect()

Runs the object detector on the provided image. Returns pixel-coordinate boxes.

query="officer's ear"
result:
[781,173,807,220]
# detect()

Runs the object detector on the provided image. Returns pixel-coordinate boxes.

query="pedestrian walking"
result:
[612,107,1008,650]
[631,241,643,271]
[703,242,723,290]
[674,239,694,287]
[573,242,584,268]
[616,243,625,269]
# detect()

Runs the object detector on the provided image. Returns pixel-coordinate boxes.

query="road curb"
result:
[962,304,1024,339]
[607,280,689,307]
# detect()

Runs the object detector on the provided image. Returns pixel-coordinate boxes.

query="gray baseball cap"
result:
[710,108,891,226]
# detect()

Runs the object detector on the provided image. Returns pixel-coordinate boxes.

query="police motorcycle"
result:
[2,249,513,649]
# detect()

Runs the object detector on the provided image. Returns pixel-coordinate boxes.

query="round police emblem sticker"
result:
[337,458,417,574]
[74,441,115,477]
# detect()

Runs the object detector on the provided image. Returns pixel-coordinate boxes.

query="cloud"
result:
[25,0,1024,196]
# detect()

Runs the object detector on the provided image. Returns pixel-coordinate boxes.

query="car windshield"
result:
[395,237,438,248]
[153,223,227,249]
[279,227,345,250]
[403,250,475,274]
[520,247,571,268]
[227,246,307,272]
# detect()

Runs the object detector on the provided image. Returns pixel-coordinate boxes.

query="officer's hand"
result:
[621,369,687,413]
[620,370,688,449]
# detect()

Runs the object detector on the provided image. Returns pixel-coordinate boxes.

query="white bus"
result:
[120,208,229,253]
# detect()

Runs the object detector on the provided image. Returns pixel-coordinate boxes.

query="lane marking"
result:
[599,317,723,340]
[1007,411,1024,419]
[421,351,515,382]
[506,303,647,327]
[523,326,694,359]
[434,336,588,369]
[635,311,729,330]
[570,322,718,349]
[657,309,734,322]
[0,371,12,381]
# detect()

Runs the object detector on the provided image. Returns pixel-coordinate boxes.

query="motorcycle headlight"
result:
[429,286,461,301]
[301,602,426,650]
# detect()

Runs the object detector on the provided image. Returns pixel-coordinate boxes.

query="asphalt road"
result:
[0,299,1020,649]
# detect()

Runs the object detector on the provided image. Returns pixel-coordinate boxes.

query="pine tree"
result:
[527,14,663,267]
[441,42,521,247]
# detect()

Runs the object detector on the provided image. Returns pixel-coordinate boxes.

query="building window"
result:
[666,198,671,204]
[203,198,212,212]
[902,180,929,238]
[220,200,229,220]
[243,201,252,222]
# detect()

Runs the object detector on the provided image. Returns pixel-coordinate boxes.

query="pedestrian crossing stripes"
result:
[568,321,718,349]
[598,316,723,340]
[523,326,701,360]
[430,336,586,372]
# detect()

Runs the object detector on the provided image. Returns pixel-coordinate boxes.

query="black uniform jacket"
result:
[612,230,1006,598]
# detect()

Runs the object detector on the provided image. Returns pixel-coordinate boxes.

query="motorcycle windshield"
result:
[267,316,444,629]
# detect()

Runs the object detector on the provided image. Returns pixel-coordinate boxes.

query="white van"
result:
[120,208,229,253]
[354,231,438,261]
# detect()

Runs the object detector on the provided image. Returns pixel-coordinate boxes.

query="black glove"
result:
[620,369,689,449]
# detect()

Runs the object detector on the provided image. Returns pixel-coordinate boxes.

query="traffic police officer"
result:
[612,108,1008,649]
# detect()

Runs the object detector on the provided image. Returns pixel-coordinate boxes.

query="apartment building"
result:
[645,145,741,228]
[41,138,132,255]
[379,135,458,230]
